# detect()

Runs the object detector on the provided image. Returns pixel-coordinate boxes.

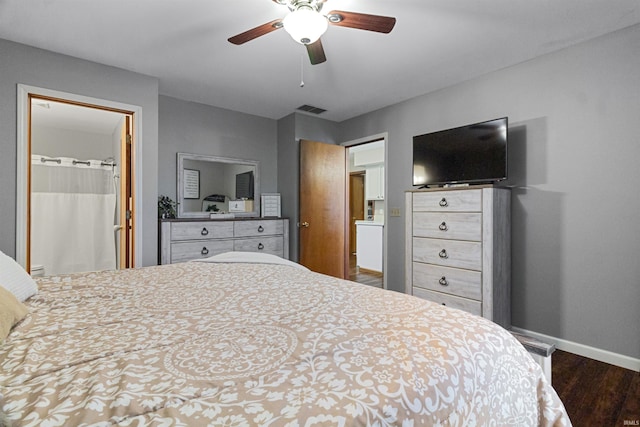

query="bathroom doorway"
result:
[16,85,140,275]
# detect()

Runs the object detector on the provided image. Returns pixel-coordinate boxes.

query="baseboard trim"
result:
[510,327,640,372]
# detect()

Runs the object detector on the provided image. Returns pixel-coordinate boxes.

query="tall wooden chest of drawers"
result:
[159,218,289,264]
[405,186,510,328]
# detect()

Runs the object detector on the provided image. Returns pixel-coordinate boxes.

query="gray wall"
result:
[276,114,298,260]
[158,95,278,205]
[0,38,159,267]
[32,126,114,160]
[338,24,640,360]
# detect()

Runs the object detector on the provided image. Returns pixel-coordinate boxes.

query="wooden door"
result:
[349,173,365,254]
[119,115,134,268]
[299,140,348,278]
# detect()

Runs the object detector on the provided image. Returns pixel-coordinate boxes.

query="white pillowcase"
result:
[0,250,38,302]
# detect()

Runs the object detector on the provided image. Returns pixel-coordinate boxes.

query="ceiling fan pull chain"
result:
[300,54,305,87]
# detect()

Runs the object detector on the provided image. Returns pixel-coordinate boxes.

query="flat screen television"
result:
[412,117,508,187]
[235,171,254,199]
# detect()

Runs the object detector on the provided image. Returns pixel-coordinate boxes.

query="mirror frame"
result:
[177,152,260,218]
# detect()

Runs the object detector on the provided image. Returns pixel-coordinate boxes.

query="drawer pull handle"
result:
[258,225,264,233]
[201,227,209,236]
[439,249,448,259]
[439,276,449,286]
[258,243,264,250]
[439,221,448,231]
[439,197,448,207]
[201,247,209,255]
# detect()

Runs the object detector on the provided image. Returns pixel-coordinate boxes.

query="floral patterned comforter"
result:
[1,261,571,426]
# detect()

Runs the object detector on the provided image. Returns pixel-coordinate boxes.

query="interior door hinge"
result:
[126,210,132,220]
[126,134,132,145]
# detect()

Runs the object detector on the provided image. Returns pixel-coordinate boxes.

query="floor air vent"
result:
[297,104,327,115]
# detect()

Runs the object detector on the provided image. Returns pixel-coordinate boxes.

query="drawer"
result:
[413,287,482,317]
[233,236,284,256]
[412,263,481,300]
[234,220,283,238]
[170,221,234,241]
[170,240,234,263]
[413,190,481,212]
[413,237,481,270]
[412,212,482,241]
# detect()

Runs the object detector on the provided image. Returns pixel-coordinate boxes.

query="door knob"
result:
[301,221,309,227]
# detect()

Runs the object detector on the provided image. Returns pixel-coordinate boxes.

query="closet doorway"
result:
[16,86,141,275]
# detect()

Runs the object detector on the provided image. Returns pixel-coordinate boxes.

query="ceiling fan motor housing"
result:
[284,0,324,14]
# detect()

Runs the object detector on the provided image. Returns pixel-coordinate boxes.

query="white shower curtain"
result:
[31,155,117,275]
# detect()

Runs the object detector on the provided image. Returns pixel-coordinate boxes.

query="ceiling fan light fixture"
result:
[282,7,328,45]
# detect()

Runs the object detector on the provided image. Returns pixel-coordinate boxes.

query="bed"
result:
[1,252,571,426]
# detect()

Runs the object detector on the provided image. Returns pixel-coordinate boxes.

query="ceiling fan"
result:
[228,0,396,65]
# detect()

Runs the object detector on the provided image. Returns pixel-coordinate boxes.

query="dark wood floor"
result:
[552,350,639,426]
[348,254,383,288]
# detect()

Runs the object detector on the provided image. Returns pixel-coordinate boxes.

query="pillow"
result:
[0,285,29,342]
[0,250,38,302]
[194,251,310,271]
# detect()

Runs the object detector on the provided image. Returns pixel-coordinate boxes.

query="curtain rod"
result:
[37,156,117,167]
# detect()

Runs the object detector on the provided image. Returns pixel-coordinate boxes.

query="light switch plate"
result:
[390,208,401,217]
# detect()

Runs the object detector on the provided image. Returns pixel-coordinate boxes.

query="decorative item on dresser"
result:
[159,218,289,264]
[405,185,511,328]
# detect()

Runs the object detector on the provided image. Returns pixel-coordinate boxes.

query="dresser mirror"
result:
[177,153,260,218]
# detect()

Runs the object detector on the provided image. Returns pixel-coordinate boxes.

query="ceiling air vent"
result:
[297,104,327,115]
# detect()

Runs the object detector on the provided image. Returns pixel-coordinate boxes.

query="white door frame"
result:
[16,84,144,269]
[342,132,388,289]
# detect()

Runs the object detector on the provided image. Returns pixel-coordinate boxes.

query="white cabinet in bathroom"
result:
[355,221,384,272]
[365,165,384,200]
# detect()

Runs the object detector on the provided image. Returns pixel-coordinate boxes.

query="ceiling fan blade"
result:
[327,10,396,34]
[228,19,283,45]
[306,39,326,65]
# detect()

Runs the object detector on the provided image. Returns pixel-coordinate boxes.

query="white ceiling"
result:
[1,0,639,122]
[31,99,124,135]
